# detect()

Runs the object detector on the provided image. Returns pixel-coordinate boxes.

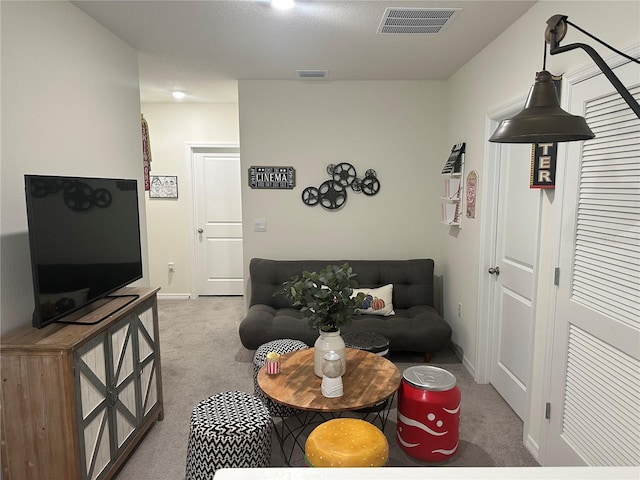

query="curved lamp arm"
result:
[545,15,640,119]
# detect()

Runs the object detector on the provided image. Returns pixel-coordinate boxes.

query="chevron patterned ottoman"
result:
[185,391,272,479]
[253,339,309,417]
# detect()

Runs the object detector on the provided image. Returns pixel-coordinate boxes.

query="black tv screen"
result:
[25,175,143,328]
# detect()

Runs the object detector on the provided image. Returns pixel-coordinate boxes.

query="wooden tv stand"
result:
[1,287,163,480]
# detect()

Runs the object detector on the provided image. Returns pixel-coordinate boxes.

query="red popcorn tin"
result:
[396,365,460,462]
[265,352,281,375]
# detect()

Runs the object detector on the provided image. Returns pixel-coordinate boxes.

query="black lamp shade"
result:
[489,70,595,143]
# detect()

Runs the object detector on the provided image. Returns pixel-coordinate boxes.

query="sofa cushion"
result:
[239,303,450,352]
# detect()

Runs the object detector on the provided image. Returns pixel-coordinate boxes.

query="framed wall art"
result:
[149,175,178,198]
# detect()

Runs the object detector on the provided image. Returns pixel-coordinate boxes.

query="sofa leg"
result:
[424,352,432,363]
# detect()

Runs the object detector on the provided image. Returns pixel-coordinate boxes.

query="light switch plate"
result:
[255,219,267,232]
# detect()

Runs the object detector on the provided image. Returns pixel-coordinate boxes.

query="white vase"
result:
[314,329,346,377]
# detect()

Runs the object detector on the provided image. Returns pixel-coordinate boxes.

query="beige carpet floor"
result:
[113,296,538,479]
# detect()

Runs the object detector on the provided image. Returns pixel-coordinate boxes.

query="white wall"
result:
[238,80,448,284]
[140,103,239,295]
[444,0,640,459]
[0,1,147,334]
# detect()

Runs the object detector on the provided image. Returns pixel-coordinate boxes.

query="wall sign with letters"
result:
[530,142,557,189]
[530,74,562,189]
[248,166,295,189]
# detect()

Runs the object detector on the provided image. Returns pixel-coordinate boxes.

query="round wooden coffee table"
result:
[257,347,401,464]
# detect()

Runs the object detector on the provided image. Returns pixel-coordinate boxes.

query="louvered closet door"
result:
[546,61,639,465]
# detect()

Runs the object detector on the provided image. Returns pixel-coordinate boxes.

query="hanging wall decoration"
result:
[141,114,152,191]
[466,170,478,218]
[301,162,380,210]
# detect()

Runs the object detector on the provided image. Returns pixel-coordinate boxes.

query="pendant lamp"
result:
[489,70,594,143]
[489,14,640,144]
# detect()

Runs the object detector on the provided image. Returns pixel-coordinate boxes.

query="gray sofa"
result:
[239,258,452,357]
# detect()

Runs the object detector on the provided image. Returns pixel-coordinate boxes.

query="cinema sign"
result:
[530,142,557,189]
[248,166,296,189]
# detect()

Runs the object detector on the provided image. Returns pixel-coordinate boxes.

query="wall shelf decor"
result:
[302,162,380,210]
[440,143,465,227]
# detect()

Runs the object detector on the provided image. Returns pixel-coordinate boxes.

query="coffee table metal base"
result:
[272,394,396,466]
[258,348,401,466]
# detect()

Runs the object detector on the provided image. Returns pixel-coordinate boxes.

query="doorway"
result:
[477,100,542,422]
[190,145,244,296]
[489,143,541,420]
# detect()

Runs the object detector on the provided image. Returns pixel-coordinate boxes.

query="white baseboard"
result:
[524,434,540,463]
[450,341,464,359]
[157,293,192,300]
[449,342,476,379]
[462,354,475,379]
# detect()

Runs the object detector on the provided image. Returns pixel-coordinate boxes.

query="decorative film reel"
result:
[63,181,94,211]
[361,176,380,196]
[93,188,113,208]
[331,162,357,187]
[301,186,320,206]
[303,163,381,209]
[29,178,50,198]
[30,178,65,198]
[319,180,347,210]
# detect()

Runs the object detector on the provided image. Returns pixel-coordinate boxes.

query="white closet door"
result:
[545,62,640,465]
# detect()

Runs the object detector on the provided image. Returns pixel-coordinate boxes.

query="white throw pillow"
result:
[352,284,395,316]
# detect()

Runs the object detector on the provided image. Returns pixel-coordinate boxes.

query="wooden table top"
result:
[257,348,401,412]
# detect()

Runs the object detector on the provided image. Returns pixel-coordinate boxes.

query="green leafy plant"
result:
[277,263,366,332]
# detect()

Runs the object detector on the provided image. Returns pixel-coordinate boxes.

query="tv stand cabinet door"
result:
[109,314,139,457]
[136,305,160,420]
[75,314,139,480]
[75,332,112,480]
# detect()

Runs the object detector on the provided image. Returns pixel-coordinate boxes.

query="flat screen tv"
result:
[25,174,143,329]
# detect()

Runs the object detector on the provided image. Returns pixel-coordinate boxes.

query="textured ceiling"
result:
[72,1,537,103]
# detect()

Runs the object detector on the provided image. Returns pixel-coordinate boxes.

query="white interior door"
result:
[544,62,639,465]
[488,143,542,420]
[193,150,244,295]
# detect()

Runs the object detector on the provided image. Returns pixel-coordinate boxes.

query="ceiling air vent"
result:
[296,70,328,79]
[377,7,461,34]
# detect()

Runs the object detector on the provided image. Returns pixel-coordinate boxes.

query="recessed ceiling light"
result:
[171,91,187,100]
[271,0,294,10]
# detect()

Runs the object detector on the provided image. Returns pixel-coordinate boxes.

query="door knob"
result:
[488,266,500,275]
[197,228,203,234]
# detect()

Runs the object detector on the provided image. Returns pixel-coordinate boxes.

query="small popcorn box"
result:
[265,352,281,375]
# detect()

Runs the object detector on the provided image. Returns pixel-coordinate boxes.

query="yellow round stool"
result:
[305,418,389,467]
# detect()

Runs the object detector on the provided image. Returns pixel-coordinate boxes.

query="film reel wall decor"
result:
[29,177,114,212]
[301,162,380,210]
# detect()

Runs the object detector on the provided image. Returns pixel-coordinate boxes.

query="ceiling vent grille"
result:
[296,70,328,79]
[377,8,461,34]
